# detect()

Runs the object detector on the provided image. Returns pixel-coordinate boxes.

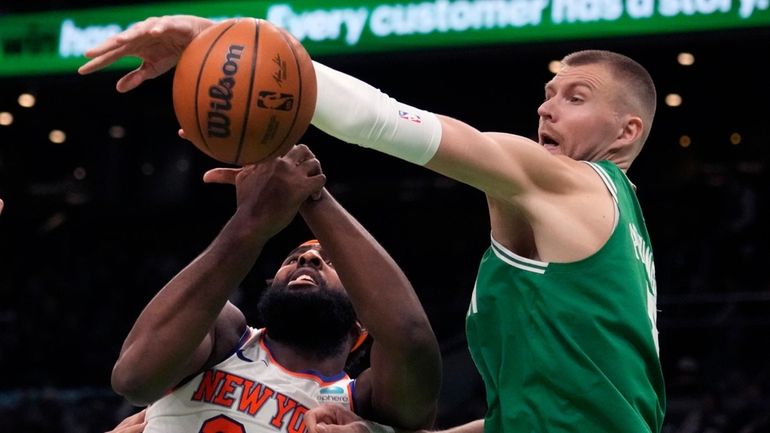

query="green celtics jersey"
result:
[466,160,665,433]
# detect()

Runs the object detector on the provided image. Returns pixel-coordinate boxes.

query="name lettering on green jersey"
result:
[629,222,660,353]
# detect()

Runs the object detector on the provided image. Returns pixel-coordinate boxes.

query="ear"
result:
[617,115,644,145]
[349,322,369,353]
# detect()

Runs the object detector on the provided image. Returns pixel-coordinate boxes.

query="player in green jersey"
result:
[81,18,664,432]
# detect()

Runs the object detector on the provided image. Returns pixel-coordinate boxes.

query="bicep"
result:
[186,301,247,376]
[426,115,574,199]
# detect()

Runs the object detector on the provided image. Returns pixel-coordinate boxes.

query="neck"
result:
[264,334,350,377]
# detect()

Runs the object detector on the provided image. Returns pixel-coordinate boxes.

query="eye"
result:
[568,94,584,103]
[285,256,298,264]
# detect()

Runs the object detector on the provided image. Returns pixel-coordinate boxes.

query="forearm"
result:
[310,62,556,201]
[300,190,441,427]
[112,210,270,403]
[300,189,435,350]
[311,61,442,166]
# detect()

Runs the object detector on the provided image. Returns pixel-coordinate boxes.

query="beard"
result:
[257,281,357,359]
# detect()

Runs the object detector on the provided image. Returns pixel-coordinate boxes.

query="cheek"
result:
[273,267,292,282]
[576,112,615,140]
[324,272,345,292]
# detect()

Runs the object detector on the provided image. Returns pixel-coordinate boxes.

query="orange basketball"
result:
[172,18,316,165]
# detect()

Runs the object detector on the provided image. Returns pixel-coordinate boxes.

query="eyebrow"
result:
[283,246,330,262]
[545,79,593,95]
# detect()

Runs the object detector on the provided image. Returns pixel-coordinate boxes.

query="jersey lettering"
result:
[238,380,276,415]
[271,393,298,428]
[629,222,660,353]
[191,369,309,432]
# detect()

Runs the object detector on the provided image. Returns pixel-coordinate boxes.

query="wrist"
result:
[227,208,277,245]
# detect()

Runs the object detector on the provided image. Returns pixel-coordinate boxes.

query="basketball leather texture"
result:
[173,18,317,165]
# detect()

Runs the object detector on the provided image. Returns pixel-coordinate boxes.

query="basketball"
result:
[172,18,316,165]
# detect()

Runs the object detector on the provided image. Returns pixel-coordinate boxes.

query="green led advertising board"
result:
[1,0,769,76]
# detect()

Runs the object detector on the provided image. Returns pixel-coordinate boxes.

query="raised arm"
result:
[310,62,580,201]
[111,145,325,405]
[299,190,441,429]
[78,15,575,201]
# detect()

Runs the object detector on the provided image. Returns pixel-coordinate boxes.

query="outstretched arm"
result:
[112,145,325,405]
[311,62,577,201]
[78,15,571,200]
[300,190,441,429]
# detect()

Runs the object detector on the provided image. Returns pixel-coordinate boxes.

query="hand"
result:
[78,15,214,92]
[107,408,147,433]
[305,404,370,433]
[203,144,326,237]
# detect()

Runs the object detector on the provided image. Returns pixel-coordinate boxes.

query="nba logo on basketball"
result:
[399,110,422,124]
[257,91,294,111]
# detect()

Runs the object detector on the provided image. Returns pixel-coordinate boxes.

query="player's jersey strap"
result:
[144,327,356,433]
[489,237,548,275]
[466,160,665,433]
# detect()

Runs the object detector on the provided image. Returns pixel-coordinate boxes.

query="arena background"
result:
[0,1,768,431]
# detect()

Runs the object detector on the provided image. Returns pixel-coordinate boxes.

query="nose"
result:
[297,250,323,268]
[537,99,552,120]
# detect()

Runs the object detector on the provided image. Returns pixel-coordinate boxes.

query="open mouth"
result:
[287,272,319,288]
[539,132,560,153]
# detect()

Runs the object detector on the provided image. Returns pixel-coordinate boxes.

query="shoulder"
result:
[206,302,249,368]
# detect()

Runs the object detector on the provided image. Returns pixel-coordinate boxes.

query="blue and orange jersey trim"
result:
[258,330,351,386]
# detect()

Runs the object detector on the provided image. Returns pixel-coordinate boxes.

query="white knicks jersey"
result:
[145,327,357,433]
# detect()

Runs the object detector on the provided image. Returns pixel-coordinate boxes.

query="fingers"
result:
[106,409,147,433]
[0,198,4,215]
[79,17,159,75]
[305,404,369,433]
[284,143,313,164]
[82,33,129,59]
[106,420,147,433]
[283,144,325,198]
[116,67,151,93]
[306,169,327,196]
[79,20,144,72]
[305,405,337,432]
[178,129,189,140]
[78,45,132,75]
[203,168,241,184]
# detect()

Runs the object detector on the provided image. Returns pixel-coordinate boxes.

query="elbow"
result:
[395,323,442,383]
[397,319,441,357]
[111,362,162,406]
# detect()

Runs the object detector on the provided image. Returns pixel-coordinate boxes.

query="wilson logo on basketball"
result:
[173,18,317,164]
[257,91,295,111]
[206,44,244,138]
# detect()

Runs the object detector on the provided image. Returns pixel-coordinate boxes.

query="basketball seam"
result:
[195,20,238,156]
[234,19,260,165]
[269,28,305,159]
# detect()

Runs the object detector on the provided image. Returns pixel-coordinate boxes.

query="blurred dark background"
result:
[1,1,769,432]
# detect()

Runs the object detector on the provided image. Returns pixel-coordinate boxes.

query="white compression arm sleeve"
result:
[311,61,442,166]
